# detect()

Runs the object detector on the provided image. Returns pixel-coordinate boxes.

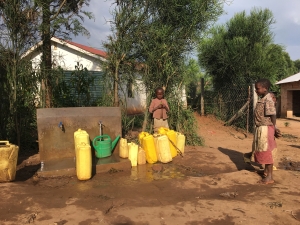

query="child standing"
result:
[253,78,281,184]
[149,87,170,132]
[269,92,281,171]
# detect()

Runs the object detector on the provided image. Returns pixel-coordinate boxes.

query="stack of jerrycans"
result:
[119,138,146,166]
[138,132,157,164]
[158,127,186,157]
[0,141,19,182]
[74,129,92,180]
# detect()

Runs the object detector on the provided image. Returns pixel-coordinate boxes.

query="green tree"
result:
[264,44,297,91]
[102,1,150,136]
[183,59,203,108]
[198,8,296,89]
[34,0,93,107]
[0,0,39,148]
[136,0,223,135]
[103,0,223,144]
[102,1,146,108]
[294,59,300,73]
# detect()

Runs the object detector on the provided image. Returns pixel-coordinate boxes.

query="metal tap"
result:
[58,122,65,132]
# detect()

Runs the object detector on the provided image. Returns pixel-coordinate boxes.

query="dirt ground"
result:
[1,114,300,225]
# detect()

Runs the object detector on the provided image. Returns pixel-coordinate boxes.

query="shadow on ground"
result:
[289,145,300,149]
[218,147,259,171]
[15,164,40,181]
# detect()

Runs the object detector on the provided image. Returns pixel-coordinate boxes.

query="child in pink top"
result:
[149,87,170,132]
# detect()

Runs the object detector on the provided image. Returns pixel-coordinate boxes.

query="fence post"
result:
[252,83,257,132]
[201,78,204,116]
[246,86,250,133]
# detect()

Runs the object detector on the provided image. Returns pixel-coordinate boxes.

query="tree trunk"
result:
[200,78,204,116]
[42,0,52,108]
[142,94,152,131]
[113,62,119,107]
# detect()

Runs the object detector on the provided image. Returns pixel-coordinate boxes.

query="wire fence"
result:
[44,66,256,133]
[202,84,254,133]
[39,70,105,108]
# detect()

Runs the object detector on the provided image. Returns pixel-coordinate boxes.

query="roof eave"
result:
[21,37,107,61]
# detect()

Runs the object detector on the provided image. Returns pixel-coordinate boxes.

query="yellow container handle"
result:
[0,141,9,146]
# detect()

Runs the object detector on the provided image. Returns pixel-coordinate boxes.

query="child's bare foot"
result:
[257,170,267,178]
[257,178,275,185]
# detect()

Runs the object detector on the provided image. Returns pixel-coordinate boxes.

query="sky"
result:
[73,0,300,60]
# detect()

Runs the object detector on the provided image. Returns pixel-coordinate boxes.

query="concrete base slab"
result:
[95,155,132,174]
[37,155,131,178]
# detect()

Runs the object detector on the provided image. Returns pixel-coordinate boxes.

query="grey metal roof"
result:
[276,72,300,85]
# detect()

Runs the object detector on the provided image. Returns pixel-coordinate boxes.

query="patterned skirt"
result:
[252,125,277,164]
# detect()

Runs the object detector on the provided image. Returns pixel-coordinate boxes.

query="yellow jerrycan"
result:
[0,141,19,182]
[137,147,146,165]
[74,129,90,147]
[138,131,148,145]
[142,134,157,164]
[176,132,186,156]
[153,134,161,160]
[76,143,92,180]
[158,127,169,135]
[166,130,177,158]
[119,138,129,158]
[74,129,92,181]
[128,142,138,166]
[153,134,172,163]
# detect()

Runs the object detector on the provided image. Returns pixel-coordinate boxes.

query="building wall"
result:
[124,80,147,115]
[30,42,102,71]
[122,81,187,115]
[280,81,300,117]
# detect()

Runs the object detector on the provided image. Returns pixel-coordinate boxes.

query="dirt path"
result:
[1,114,300,225]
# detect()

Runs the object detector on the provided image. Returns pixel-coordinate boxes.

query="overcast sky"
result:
[73,0,300,60]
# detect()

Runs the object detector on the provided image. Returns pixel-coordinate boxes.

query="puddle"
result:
[130,163,203,182]
[36,157,205,188]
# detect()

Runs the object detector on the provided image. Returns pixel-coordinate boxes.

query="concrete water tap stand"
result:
[36,107,131,178]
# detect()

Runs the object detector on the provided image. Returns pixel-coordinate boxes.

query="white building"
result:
[22,37,149,114]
